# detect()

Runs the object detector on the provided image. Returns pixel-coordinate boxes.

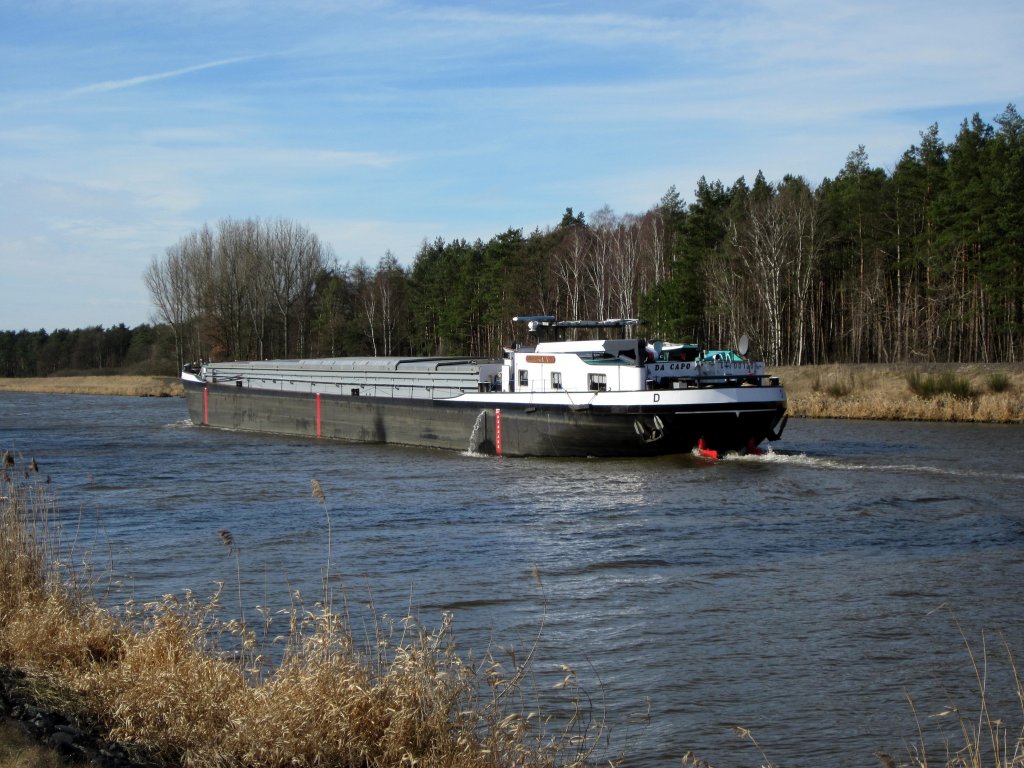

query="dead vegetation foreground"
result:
[0,377,182,398]
[775,363,1024,423]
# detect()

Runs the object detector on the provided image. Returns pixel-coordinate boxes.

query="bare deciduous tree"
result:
[144,218,329,363]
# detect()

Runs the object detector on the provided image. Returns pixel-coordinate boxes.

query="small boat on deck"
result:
[181,316,787,457]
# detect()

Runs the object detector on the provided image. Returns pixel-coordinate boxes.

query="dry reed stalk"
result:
[888,620,1024,768]
[309,480,332,611]
[216,529,244,627]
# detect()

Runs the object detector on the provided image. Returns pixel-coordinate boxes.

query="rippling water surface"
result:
[3,392,1024,767]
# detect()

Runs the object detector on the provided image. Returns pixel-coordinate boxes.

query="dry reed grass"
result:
[776,364,1024,423]
[0,377,182,398]
[1,458,600,768]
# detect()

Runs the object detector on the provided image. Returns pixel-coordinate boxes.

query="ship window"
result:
[518,369,528,387]
[589,373,607,392]
[551,371,562,390]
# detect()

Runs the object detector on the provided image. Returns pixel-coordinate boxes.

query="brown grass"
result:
[776,363,1024,423]
[1,459,600,768]
[0,377,182,398]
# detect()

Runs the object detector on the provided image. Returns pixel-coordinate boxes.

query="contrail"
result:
[71,55,257,95]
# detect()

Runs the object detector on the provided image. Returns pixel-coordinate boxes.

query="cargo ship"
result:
[181,316,787,458]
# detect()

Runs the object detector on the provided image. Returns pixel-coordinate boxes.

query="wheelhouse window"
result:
[518,369,529,388]
[588,373,607,392]
[551,371,562,390]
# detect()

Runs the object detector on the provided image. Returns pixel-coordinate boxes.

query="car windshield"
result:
[703,350,743,362]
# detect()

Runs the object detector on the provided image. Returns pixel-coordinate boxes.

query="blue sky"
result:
[1,0,1021,332]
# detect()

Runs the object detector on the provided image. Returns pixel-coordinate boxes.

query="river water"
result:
[2,392,1024,767]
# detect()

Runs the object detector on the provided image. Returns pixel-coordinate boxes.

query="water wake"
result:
[729,446,1024,481]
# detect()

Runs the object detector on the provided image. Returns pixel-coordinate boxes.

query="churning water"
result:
[3,392,1024,766]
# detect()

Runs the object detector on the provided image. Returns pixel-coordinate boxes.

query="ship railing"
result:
[649,371,781,390]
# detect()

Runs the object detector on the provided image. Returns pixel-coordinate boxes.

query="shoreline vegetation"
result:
[776,362,1024,423]
[0,376,182,398]
[1,364,1022,423]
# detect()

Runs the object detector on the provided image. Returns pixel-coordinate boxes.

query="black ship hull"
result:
[184,380,786,458]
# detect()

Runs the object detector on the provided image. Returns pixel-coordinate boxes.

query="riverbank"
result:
[0,376,182,398]
[776,363,1024,422]
[1,717,91,768]
[1,365,1022,423]
[2,670,134,768]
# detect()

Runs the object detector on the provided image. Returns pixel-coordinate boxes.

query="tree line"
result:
[651,105,1024,365]
[0,324,173,378]
[4,105,1022,376]
[148,105,1022,368]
